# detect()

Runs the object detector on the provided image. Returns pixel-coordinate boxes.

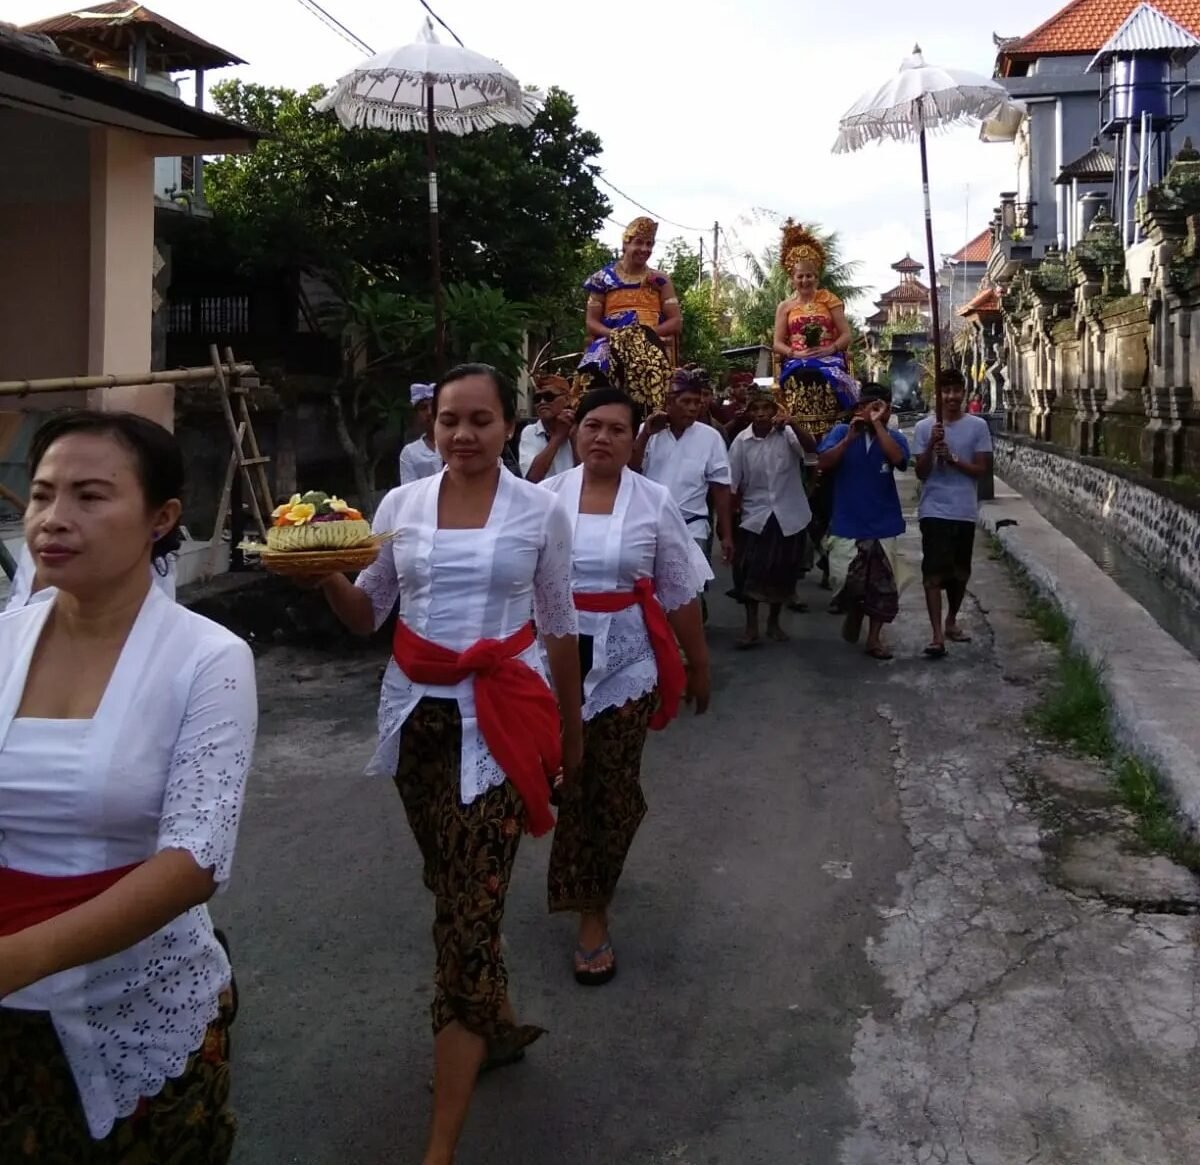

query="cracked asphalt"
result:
[215,477,1200,1164]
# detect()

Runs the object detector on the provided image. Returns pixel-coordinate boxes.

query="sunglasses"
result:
[533,391,564,404]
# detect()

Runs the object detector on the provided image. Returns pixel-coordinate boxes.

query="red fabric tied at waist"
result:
[574,577,686,731]
[392,620,559,837]
[0,862,142,938]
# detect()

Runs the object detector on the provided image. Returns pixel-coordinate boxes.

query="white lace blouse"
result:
[0,586,257,1140]
[356,468,578,802]
[542,468,705,720]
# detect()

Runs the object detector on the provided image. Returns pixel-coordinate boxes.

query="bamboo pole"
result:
[0,364,254,398]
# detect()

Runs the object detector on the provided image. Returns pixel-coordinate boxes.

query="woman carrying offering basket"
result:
[309,363,583,1165]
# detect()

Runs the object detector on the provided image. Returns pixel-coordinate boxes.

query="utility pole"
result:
[712,221,720,304]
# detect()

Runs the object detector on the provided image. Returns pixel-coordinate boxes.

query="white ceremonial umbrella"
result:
[834,46,1023,416]
[317,18,543,371]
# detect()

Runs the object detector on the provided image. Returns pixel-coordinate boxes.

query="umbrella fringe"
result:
[832,88,1012,153]
[317,75,542,134]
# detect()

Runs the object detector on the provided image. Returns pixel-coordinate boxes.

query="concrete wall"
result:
[0,108,169,430]
[0,110,90,381]
[994,434,1200,604]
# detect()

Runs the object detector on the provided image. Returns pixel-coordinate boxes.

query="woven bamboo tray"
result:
[239,533,394,577]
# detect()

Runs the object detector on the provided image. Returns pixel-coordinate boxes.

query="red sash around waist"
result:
[392,620,559,837]
[573,578,686,730]
[0,862,141,938]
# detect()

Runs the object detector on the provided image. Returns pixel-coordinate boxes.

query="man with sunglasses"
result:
[520,374,578,483]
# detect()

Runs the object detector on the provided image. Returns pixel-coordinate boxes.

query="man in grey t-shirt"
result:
[913,369,993,657]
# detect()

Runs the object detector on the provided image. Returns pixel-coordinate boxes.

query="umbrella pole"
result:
[426,84,446,375]
[918,115,944,422]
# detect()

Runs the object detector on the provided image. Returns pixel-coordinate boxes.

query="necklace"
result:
[615,261,644,284]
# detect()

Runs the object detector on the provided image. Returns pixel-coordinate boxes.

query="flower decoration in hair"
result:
[780,219,826,274]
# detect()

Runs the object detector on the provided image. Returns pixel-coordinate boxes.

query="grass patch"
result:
[1033,649,1113,758]
[993,541,1200,871]
[1026,595,1070,647]
[1116,756,1200,871]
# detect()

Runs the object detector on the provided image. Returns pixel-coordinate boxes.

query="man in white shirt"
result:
[728,391,816,646]
[519,374,577,482]
[632,370,734,616]
[398,382,443,484]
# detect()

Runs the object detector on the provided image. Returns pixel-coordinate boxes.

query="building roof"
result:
[1055,144,1119,181]
[22,2,243,72]
[879,280,931,304]
[865,308,889,327]
[891,254,924,273]
[0,22,258,143]
[948,229,993,263]
[996,0,1200,73]
[959,286,1002,316]
[1088,2,1200,67]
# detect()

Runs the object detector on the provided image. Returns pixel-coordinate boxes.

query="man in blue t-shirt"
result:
[817,383,910,660]
[913,369,993,658]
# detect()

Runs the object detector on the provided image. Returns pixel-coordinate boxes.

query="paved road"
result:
[217,482,1200,1164]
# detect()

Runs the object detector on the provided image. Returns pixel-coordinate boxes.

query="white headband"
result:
[410,382,435,404]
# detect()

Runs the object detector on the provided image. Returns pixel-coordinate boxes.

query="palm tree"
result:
[727,223,866,348]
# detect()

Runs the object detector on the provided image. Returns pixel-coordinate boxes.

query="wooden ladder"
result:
[208,344,273,576]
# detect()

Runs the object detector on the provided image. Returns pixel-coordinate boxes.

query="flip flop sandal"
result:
[734,637,763,651]
[865,646,894,660]
[574,941,617,987]
[923,644,948,659]
[945,629,972,643]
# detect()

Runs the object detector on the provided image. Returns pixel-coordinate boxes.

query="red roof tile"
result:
[949,229,993,264]
[879,281,931,303]
[999,0,1200,67]
[959,287,1001,316]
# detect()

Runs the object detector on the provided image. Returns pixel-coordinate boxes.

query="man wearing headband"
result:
[817,382,911,660]
[519,374,577,483]
[631,369,734,614]
[398,382,443,484]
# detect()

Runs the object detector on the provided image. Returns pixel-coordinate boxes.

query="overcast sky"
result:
[11,0,1064,307]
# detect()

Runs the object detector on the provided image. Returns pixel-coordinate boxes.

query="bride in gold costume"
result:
[772,220,858,438]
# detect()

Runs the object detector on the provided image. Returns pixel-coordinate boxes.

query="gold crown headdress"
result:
[780,219,826,273]
[623,216,659,244]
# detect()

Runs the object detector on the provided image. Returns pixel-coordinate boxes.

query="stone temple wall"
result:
[994,433,1200,605]
[995,142,1200,483]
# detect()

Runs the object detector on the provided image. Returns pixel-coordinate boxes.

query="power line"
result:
[418,0,465,45]
[293,0,374,55]
[594,174,706,234]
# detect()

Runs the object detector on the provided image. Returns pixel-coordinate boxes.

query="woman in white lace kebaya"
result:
[541,387,711,986]
[0,411,257,1163]
[316,363,582,1165]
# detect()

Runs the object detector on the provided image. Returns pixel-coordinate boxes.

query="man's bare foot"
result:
[735,632,762,649]
[766,624,789,642]
[945,624,971,642]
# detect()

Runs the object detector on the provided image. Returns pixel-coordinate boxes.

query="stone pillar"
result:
[85,128,172,430]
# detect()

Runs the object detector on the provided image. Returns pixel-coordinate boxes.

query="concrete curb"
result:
[980,475,1200,832]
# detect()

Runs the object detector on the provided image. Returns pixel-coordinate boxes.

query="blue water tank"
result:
[1111,53,1171,124]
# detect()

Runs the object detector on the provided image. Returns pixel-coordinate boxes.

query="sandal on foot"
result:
[734,636,762,651]
[945,628,972,643]
[923,643,947,659]
[865,645,894,661]
[574,941,617,987]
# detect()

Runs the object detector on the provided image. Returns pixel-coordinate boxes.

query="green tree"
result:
[663,237,703,291]
[204,82,609,315]
[320,275,532,509]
